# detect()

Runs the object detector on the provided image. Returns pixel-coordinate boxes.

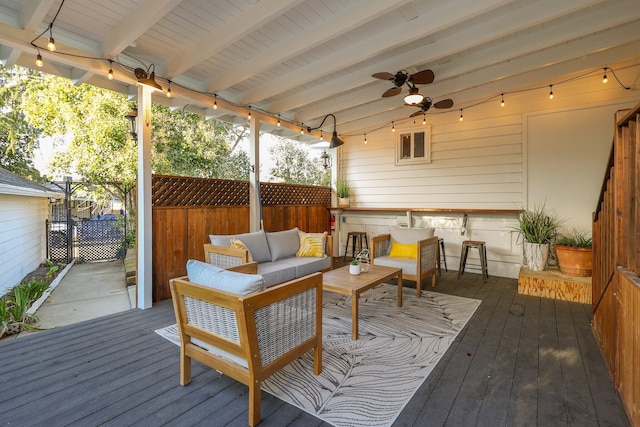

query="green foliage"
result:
[336,179,350,198]
[555,230,592,248]
[350,258,360,265]
[0,278,50,336]
[268,138,331,185]
[514,204,562,244]
[45,259,65,278]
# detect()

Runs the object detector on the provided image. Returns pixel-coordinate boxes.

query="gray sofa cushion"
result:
[209,230,272,263]
[266,227,300,261]
[277,256,331,278]
[256,261,297,287]
[390,227,435,245]
[186,259,265,295]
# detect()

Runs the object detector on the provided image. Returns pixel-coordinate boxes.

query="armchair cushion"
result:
[389,242,418,259]
[266,227,300,261]
[186,259,265,295]
[210,230,272,263]
[390,226,435,245]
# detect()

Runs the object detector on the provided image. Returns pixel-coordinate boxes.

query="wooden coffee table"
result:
[322,264,403,340]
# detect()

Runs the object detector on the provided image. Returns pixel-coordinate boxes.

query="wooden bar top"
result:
[330,207,521,214]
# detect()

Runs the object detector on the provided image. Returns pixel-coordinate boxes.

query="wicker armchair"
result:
[169,263,323,427]
[371,230,438,297]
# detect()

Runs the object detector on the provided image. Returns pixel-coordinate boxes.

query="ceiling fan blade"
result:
[372,72,394,80]
[411,69,435,85]
[434,99,454,109]
[409,111,423,118]
[382,87,402,97]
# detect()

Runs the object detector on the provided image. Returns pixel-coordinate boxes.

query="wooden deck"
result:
[0,268,629,426]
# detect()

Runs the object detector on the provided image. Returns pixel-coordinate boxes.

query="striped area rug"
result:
[156,284,480,427]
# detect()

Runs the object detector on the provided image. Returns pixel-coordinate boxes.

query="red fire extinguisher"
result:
[330,214,336,232]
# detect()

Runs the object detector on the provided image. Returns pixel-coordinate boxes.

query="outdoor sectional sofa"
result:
[206,227,332,287]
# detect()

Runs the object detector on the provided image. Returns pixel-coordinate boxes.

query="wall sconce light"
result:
[135,65,162,92]
[307,113,345,148]
[320,150,332,169]
[124,108,138,140]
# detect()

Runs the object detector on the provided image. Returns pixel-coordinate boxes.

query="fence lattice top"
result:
[152,175,330,207]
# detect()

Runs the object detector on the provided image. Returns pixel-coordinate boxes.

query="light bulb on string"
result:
[549,85,554,99]
[320,130,323,140]
[277,115,281,127]
[423,114,426,125]
[364,134,367,144]
[501,94,505,107]
[107,61,113,80]
[602,68,608,84]
[459,109,463,122]
[247,108,251,120]
[166,81,172,98]
[213,95,218,110]
[35,53,43,67]
[391,121,395,132]
[300,125,304,135]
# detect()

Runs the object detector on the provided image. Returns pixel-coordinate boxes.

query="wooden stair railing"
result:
[592,103,640,427]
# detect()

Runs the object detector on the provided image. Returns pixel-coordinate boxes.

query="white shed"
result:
[0,167,62,296]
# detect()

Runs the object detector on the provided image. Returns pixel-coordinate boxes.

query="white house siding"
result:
[337,65,640,278]
[0,194,49,296]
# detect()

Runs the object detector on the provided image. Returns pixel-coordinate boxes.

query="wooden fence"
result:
[151,175,331,301]
[592,104,640,426]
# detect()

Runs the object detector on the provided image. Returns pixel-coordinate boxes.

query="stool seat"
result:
[457,240,488,283]
[343,231,369,261]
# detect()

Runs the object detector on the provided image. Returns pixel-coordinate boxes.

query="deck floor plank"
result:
[0,268,629,427]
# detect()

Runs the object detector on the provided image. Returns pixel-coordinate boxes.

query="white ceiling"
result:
[0,0,639,141]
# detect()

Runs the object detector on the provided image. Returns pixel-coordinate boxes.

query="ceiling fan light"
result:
[404,87,424,105]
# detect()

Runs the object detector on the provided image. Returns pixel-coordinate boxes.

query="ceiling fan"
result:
[372,69,435,103]
[409,97,454,117]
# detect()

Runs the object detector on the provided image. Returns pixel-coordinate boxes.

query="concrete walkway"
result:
[31,260,135,329]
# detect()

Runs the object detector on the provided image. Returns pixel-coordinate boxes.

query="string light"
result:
[391,121,395,132]
[166,80,172,98]
[35,52,43,67]
[247,108,251,120]
[501,93,505,107]
[107,60,113,80]
[320,130,323,140]
[549,85,554,99]
[300,124,304,134]
[364,133,367,144]
[47,36,56,52]
[459,109,463,122]
[213,94,218,109]
[602,67,608,84]
[423,114,426,125]
[277,115,281,127]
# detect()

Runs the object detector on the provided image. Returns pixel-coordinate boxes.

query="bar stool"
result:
[437,238,448,275]
[457,240,488,283]
[343,231,369,261]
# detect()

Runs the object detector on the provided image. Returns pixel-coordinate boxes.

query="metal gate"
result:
[47,218,126,263]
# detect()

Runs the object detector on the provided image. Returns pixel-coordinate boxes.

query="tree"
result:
[268,137,330,185]
[0,67,44,181]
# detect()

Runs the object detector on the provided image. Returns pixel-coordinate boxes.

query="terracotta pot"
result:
[555,245,592,277]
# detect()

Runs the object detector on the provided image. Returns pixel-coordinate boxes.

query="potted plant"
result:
[554,230,593,277]
[513,204,562,271]
[349,258,361,275]
[336,179,351,208]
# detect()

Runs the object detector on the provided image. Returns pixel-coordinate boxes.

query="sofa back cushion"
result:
[209,230,272,263]
[266,227,300,261]
[186,259,265,295]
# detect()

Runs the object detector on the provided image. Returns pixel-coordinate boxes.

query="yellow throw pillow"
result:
[230,238,253,262]
[388,242,417,259]
[296,231,328,258]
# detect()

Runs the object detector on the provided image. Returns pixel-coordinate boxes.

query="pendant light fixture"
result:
[134,65,162,92]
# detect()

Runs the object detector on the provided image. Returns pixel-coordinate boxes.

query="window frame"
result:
[395,125,431,165]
